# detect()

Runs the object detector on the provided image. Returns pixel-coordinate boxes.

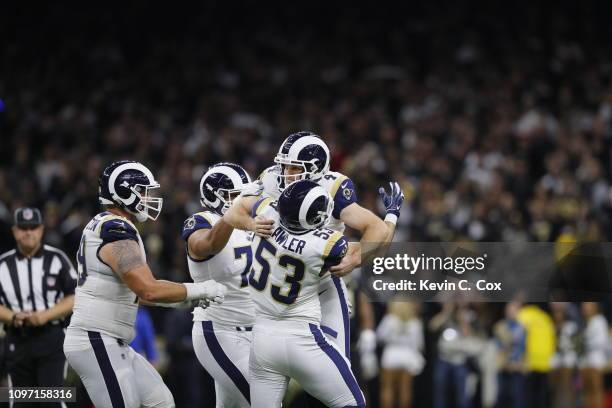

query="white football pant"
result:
[249,319,365,408]
[192,321,252,408]
[319,276,351,359]
[64,328,174,408]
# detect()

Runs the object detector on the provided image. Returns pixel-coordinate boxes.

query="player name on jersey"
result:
[271,227,306,255]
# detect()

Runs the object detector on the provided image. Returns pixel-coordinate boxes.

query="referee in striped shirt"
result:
[0,207,76,405]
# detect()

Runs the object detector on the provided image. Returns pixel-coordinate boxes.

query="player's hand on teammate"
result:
[197,280,227,304]
[378,181,404,218]
[240,180,264,197]
[196,299,211,310]
[330,241,360,277]
[252,215,274,238]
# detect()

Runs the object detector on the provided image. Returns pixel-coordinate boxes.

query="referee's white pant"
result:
[63,327,174,408]
[192,321,252,408]
[249,318,365,408]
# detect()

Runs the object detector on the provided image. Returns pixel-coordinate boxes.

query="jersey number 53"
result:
[249,239,305,305]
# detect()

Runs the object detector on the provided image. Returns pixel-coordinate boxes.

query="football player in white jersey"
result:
[259,131,404,360]
[183,163,266,408]
[64,160,227,408]
[224,179,366,407]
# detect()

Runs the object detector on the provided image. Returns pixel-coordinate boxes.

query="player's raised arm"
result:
[99,239,225,304]
[330,180,404,277]
[377,181,405,241]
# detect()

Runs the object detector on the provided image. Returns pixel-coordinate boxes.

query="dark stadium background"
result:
[1,2,612,407]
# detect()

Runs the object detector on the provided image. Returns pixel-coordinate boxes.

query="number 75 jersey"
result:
[182,211,255,327]
[248,199,348,325]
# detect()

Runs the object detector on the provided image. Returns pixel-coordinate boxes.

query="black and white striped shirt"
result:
[0,244,77,313]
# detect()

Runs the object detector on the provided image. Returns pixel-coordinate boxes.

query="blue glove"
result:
[378,181,404,217]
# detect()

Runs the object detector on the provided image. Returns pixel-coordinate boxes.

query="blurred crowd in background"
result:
[1,2,612,407]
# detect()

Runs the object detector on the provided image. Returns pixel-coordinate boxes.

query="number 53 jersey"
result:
[248,199,348,325]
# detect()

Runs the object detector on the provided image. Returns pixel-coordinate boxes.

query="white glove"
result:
[184,280,227,304]
[239,180,264,197]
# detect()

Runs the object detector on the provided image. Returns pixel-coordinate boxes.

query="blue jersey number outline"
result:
[76,235,88,286]
[233,246,253,288]
[249,239,306,305]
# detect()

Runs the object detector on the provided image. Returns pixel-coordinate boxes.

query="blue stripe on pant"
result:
[201,321,251,404]
[309,324,365,407]
[321,325,339,339]
[87,331,125,408]
[332,276,350,359]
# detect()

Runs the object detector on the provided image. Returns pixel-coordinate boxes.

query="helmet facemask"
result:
[131,183,163,222]
[100,161,163,222]
[201,184,244,215]
[273,132,330,191]
[199,163,252,216]
[273,155,321,190]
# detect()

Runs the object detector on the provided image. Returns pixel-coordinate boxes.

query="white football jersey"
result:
[182,211,255,327]
[248,198,348,324]
[259,165,357,232]
[70,212,145,342]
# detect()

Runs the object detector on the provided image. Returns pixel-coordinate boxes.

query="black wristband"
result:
[11,314,17,327]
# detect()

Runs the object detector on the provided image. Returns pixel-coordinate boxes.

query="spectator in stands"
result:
[429,302,482,408]
[549,302,579,408]
[377,300,424,408]
[579,302,609,408]
[493,301,526,408]
[517,303,556,408]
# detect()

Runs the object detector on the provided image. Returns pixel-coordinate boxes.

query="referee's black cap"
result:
[14,207,43,228]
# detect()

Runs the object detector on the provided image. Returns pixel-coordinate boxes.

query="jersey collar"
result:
[16,245,45,260]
